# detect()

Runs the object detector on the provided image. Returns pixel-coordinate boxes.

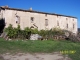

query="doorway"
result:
[0,18,5,35]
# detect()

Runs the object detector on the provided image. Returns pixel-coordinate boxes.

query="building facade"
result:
[0,6,78,34]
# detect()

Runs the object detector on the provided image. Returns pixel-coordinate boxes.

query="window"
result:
[45,19,48,26]
[45,14,47,17]
[57,15,58,18]
[57,21,59,26]
[73,24,75,29]
[66,18,68,20]
[0,8,1,15]
[31,17,34,23]
[66,24,68,28]
[0,8,1,12]
[15,16,20,24]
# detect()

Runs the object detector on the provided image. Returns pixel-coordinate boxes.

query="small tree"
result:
[24,27,31,39]
[4,24,14,38]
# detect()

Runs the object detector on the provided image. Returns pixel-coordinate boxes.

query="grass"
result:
[0,38,80,60]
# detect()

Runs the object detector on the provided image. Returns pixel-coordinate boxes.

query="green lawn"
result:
[0,38,80,60]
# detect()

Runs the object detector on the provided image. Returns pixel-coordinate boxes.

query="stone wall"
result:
[1,8,78,34]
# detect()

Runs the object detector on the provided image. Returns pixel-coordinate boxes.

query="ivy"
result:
[4,24,65,40]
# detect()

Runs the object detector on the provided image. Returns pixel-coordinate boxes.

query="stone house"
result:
[0,6,78,35]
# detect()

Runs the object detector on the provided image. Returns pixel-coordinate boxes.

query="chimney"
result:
[29,7,32,11]
[5,5,9,8]
[1,5,9,8]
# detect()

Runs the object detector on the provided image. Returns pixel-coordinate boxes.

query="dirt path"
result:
[0,52,72,60]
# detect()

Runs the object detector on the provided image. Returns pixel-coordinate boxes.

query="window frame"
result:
[66,18,68,20]
[66,23,68,29]
[0,8,1,12]
[15,15,20,24]
[45,19,48,26]
[45,14,47,17]
[73,23,75,29]
[57,21,59,26]
[31,17,34,23]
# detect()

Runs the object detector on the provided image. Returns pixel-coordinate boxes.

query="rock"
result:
[30,34,42,40]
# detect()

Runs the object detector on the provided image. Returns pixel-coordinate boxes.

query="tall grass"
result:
[0,38,80,60]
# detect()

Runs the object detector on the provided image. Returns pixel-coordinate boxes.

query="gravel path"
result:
[0,52,72,60]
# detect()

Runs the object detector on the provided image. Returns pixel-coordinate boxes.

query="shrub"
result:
[24,27,32,39]
[4,24,26,39]
[4,24,14,38]
[52,27,64,35]
[32,28,39,34]
[4,24,65,40]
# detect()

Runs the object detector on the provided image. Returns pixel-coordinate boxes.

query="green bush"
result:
[4,24,26,39]
[24,27,32,39]
[4,24,14,38]
[52,27,64,35]
[4,24,65,40]
[32,28,39,34]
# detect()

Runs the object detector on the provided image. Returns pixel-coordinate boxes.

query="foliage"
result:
[52,27,64,35]
[32,28,39,34]
[4,24,26,39]
[24,27,31,39]
[4,24,14,38]
[38,28,65,39]
[4,24,65,40]
[39,30,46,36]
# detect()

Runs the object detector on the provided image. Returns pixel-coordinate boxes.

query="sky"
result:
[0,0,80,28]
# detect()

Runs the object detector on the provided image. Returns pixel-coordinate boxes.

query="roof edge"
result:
[0,6,77,18]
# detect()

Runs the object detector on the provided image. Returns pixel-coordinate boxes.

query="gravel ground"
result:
[0,52,72,60]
